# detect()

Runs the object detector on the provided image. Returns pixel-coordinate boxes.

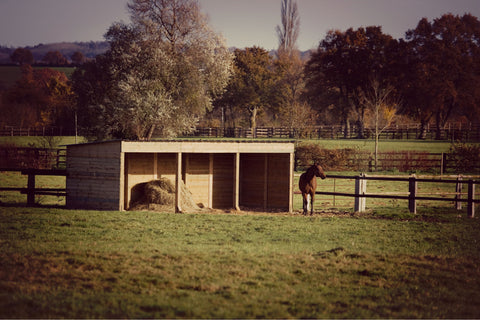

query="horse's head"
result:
[313,162,326,179]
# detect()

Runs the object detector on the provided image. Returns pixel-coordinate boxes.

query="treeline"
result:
[1,8,479,141]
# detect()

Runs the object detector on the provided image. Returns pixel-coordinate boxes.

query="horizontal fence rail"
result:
[310,174,479,217]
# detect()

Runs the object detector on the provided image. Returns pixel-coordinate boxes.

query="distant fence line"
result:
[2,123,479,141]
[192,123,480,141]
[295,151,479,174]
[0,126,76,137]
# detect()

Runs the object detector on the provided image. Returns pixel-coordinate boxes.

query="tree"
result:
[71,51,86,65]
[276,0,300,56]
[2,65,73,128]
[403,14,480,139]
[305,27,396,138]
[10,48,34,65]
[217,47,275,137]
[359,79,398,170]
[42,51,68,66]
[73,0,232,140]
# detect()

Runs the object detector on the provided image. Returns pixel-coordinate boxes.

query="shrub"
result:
[295,143,363,171]
[448,143,480,173]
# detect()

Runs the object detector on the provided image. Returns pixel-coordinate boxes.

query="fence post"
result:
[408,174,417,214]
[354,173,367,212]
[455,175,463,210]
[27,173,35,206]
[467,180,475,218]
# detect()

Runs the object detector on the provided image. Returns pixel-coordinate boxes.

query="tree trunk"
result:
[343,118,350,139]
[418,120,428,140]
[249,106,258,138]
[146,124,156,141]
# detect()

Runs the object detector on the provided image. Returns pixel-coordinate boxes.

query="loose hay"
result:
[129,178,201,213]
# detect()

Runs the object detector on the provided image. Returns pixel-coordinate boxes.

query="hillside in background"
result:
[0,42,312,64]
[0,41,110,64]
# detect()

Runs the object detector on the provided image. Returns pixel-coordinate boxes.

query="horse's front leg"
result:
[302,194,308,215]
[310,192,315,215]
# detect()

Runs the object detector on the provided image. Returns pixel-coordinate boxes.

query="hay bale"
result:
[145,179,175,205]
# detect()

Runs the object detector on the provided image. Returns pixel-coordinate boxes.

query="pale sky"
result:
[0,0,479,50]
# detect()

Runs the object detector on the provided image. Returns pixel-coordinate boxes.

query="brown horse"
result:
[299,163,326,215]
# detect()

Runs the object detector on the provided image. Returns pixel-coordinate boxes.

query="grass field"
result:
[0,206,479,318]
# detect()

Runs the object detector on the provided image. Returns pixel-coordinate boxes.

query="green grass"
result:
[0,65,75,88]
[0,206,479,318]
[298,138,460,153]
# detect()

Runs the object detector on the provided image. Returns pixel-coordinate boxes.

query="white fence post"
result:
[354,173,367,212]
[467,180,476,218]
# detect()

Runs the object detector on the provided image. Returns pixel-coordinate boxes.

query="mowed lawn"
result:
[1,206,479,319]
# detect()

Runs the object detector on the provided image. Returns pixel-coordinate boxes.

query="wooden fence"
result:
[296,151,479,174]
[313,174,479,217]
[192,123,480,141]
[0,147,66,169]
[0,126,75,137]
[0,169,67,206]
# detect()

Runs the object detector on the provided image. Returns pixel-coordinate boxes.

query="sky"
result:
[0,0,479,51]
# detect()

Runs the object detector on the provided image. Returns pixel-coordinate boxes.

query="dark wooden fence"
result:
[192,123,480,141]
[0,147,66,169]
[0,168,67,206]
[296,151,479,174]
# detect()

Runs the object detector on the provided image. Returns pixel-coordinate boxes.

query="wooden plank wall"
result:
[125,153,177,209]
[184,154,210,208]
[240,154,266,208]
[239,153,290,210]
[212,154,235,208]
[267,154,290,209]
[66,142,122,210]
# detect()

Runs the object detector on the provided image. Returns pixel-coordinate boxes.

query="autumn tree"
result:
[217,47,275,137]
[1,65,73,128]
[305,27,396,138]
[71,51,86,65]
[402,13,480,139]
[10,48,34,65]
[73,0,232,140]
[42,51,68,66]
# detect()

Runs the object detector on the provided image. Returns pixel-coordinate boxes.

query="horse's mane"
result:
[304,164,317,181]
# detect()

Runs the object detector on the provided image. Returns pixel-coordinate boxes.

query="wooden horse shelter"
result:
[66,140,295,212]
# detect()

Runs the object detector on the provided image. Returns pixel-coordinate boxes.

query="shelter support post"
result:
[175,152,182,213]
[234,152,240,211]
[289,152,294,213]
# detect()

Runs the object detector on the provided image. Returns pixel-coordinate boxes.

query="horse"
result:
[299,163,326,215]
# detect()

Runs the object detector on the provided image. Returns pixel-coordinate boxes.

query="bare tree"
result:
[276,0,300,56]
[360,79,399,171]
